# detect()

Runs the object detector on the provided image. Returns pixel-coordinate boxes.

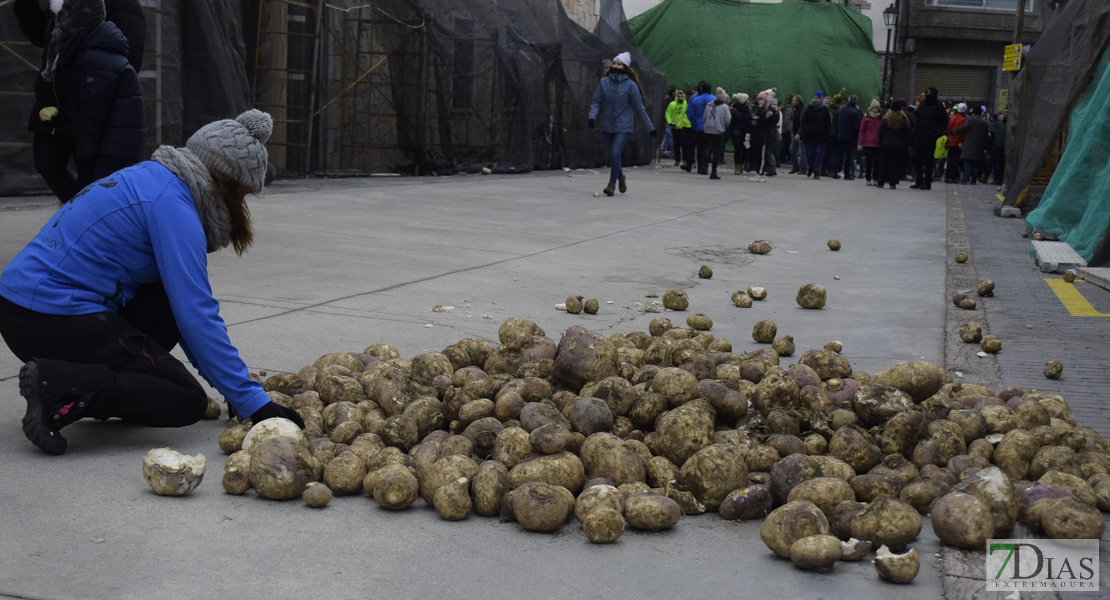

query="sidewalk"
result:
[0,165,1103,599]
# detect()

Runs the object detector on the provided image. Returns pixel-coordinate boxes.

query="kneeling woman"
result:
[0,109,303,455]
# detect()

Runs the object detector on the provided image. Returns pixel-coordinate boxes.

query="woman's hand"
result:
[249,401,305,428]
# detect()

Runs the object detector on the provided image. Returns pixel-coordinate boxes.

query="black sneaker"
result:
[20,361,67,455]
[602,183,615,196]
[681,164,692,172]
[618,176,627,193]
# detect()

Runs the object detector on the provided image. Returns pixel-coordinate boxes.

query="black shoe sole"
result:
[20,362,66,455]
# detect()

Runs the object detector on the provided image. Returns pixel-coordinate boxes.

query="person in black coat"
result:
[796,91,831,180]
[729,93,751,175]
[876,101,913,189]
[909,87,947,190]
[14,0,146,202]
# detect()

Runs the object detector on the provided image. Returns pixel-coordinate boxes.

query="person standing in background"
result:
[659,88,675,161]
[14,0,147,203]
[588,52,656,196]
[797,91,831,180]
[729,93,751,175]
[779,94,796,167]
[955,106,990,185]
[748,90,778,180]
[857,97,881,186]
[787,95,806,174]
[665,89,690,167]
[875,100,912,189]
[703,87,732,180]
[990,111,1007,186]
[685,81,713,174]
[836,95,861,181]
[944,103,968,183]
[822,92,843,178]
[909,87,947,191]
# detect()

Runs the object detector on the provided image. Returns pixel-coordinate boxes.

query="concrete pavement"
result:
[0,163,1102,599]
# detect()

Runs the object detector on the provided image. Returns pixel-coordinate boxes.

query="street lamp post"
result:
[881,3,899,105]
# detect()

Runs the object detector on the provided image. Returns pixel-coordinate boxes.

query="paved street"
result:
[0,164,1106,599]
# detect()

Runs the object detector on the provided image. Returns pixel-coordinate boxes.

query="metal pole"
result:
[1013,0,1026,44]
[882,27,892,104]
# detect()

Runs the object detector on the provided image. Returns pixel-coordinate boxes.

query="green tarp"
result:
[1024,48,1110,266]
[628,0,880,101]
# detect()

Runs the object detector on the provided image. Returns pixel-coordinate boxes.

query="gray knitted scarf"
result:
[151,145,230,253]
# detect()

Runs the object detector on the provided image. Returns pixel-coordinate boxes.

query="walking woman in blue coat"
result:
[0,110,304,455]
[588,52,656,196]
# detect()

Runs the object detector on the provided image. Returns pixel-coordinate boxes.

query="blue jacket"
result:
[686,92,713,132]
[0,162,270,417]
[588,72,654,134]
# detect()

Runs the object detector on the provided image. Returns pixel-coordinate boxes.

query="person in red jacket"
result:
[857,98,881,186]
[944,103,968,184]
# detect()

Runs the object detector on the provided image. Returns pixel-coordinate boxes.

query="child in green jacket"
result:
[666,90,691,166]
[933,134,948,182]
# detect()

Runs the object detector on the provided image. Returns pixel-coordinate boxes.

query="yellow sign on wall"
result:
[1003,57,1021,71]
[1005,44,1022,58]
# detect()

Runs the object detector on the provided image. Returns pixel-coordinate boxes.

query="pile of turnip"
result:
[212,315,1108,584]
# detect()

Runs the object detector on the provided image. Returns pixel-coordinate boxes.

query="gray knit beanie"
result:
[186,109,273,194]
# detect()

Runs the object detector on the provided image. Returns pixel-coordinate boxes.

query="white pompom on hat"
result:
[613,52,631,66]
[186,109,273,194]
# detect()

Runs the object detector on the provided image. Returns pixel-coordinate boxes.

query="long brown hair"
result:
[212,174,254,255]
[883,109,909,129]
[607,64,645,103]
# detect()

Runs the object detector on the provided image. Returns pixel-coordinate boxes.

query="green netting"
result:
[628,0,880,101]
[1025,48,1110,266]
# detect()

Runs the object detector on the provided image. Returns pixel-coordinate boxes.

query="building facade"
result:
[889,0,1062,110]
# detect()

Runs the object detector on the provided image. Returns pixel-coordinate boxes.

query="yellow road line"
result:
[1045,279,1110,316]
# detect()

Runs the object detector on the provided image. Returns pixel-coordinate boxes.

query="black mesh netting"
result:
[1,0,660,194]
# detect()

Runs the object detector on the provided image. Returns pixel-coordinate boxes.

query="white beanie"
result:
[186,110,273,194]
[957,102,968,114]
[613,52,631,66]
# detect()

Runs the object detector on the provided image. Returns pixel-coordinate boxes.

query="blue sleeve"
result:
[145,189,270,417]
[589,80,602,121]
[630,83,654,132]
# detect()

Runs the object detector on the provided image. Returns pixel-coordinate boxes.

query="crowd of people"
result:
[658,84,1009,190]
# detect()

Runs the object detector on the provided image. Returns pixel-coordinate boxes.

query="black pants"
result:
[945,146,963,182]
[33,131,80,203]
[694,130,709,173]
[671,128,687,165]
[707,133,726,174]
[730,133,747,168]
[877,144,908,187]
[681,129,696,168]
[862,146,879,182]
[911,138,936,187]
[0,284,208,427]
[751,133,776,175]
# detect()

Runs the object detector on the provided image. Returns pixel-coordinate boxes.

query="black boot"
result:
[19,359,114,455]
[709,168,720,180]
[618,176,627,193]
[602,183,615,196]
